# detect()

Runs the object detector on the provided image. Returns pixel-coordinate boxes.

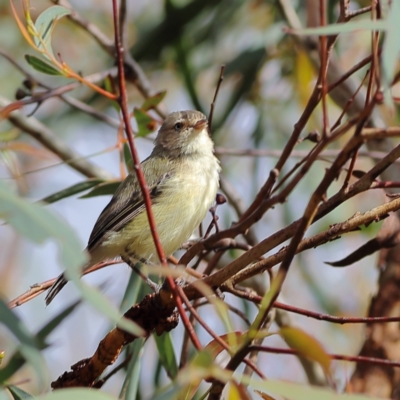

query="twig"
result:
[8,260,122,308]
[208,65,225,133]
[250,345,400,368]
[52,0,166,119]
[111,0,198,349]
[274,302,400,325]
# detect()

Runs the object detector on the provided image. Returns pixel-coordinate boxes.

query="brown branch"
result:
[51,291,179,388]
[8,261,122,308]
[250,345,400,369]
[274,302,400,325]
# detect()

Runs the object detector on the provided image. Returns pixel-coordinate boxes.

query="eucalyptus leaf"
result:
[0,302,80,383]
[381,1,400,106]
[80,181,121,198]
[123,143,133,173]
[153,332,178,379]
[6,385,34,400]
[291,20,388,37]
[41,180,104,204]
[24,55,62,76]
[119,270,142,314]
[34,5,71,57]
[141,91,166,111]
[119,339,145,400]
[251,379,390,400]
[0,299,40,348]
[37,388,116,400]
[134,108,154,137]
[0,180,86,270]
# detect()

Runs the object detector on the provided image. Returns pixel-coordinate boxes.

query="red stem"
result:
[111,0,198,346]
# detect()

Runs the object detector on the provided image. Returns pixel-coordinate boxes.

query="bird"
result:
[45,110,221,305]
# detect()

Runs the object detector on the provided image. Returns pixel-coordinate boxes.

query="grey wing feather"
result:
[87,157,173,250]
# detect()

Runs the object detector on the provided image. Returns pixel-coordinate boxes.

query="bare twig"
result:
[208,65,225,133]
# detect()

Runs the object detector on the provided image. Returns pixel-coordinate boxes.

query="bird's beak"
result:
[193,118,207,131]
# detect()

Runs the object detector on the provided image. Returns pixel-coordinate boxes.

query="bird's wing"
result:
[87,156,173,251]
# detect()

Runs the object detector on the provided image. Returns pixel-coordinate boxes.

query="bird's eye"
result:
[174,122,183,131]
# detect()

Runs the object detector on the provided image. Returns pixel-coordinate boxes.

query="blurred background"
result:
[0,0,391,397]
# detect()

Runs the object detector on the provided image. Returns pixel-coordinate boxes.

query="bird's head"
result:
[154,110,212,157]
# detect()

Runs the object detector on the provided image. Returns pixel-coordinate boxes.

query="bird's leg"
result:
[203,193,227,238]
[121,255,159,292]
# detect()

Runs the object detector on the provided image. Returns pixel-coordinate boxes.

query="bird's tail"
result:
[45,273,68,305]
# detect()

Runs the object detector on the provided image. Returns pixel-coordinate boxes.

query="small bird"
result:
[45,110,220,305]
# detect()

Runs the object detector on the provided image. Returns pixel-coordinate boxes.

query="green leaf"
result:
[37,300,81,340]
[153,332,178,379]
[0,180,86,270]
[141,91,166,111]
[41,179,104,204]
[0,130,19,142]
[103,76,120,111]
[0,352,25,384]
[279,327,331,376]
[80,181,121,198]
[34,5,71,57]
[6,385,34,399]
[36,388,116,400]
[119,339,145,400]
[123,143,134,173]
[119,270,142,314]
[24,55,62,76]
[0,299,40,348]
[18,345,47,389]
[0,302,80,383]
[290,19,388,37]
[250,379,390,400]
[0,178,143,338]
[381,1,400,106]
[134,108,154,137]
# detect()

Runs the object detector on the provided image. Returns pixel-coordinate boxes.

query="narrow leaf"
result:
[119,339,145,400]
[80,181,121,198]
[381,1,400,107]
[0,180,86,270]
[123,143,133,173]
[0,302,79,383]
[141,91,166,111]
[41,179,104,204]
[34,5,71,57]
[279,327,331,376]
[0,299,40,348]
[153,332,178,379]
[134,108,155,137]
[36,388,116,400]
[290,20,388,37]
[24,55,62,75]
[6,385,34,400]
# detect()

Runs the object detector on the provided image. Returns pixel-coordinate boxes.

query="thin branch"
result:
[250,345,400,368]
[208,65,225,132]
[111,0,197,348]
[8,260,122,308]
